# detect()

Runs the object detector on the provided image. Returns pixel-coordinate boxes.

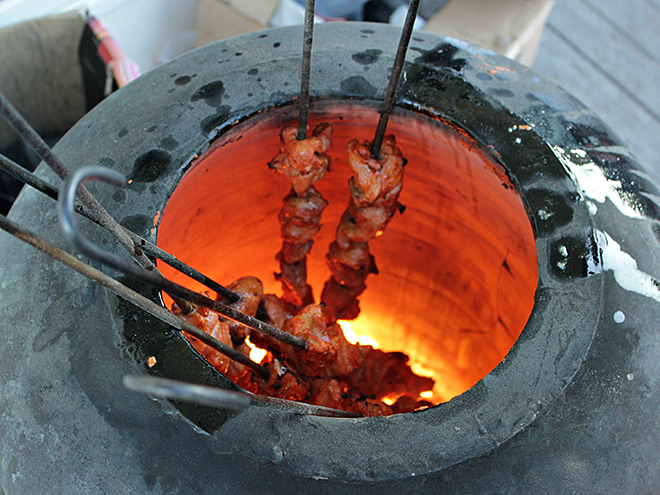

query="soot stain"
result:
[248,68,259,76]
[191,80,226,107]
[476,72,493,81]
[201,106,231,134]
[120,214,152,235]
[34,294,76,352]
[340,76,377,98]
[146,125,158,133]
[159,136,179,151]
[130,149,172,183]
[411,43,467,72]
[112,189,126,203]
[174,76,192,86]
[352,49,382,65]
[488,88,515,98]
[118,128,129,138]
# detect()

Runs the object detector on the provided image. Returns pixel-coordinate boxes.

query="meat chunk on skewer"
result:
[251,293,295,356]
[346,135,405,209]
[307,378,393,417]
[275,253,314,308]
[172,302,233,375]
[279,187,328,263]
[270,123,333,307]
[322,134,405,325]
[220,276,263,345]
[269,123,333,196]
[346,349,434,401]
[283,304,338,377]
[256,355,310,401]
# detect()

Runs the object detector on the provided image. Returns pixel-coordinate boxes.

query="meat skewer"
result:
[269,122,333,307]
[321,134,406,323]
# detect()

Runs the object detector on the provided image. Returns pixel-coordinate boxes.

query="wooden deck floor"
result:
[533,0,660,181]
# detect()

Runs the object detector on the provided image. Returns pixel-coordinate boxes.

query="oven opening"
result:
[156,100,538,415]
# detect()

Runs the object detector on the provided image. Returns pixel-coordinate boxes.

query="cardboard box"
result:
[0,11,86,148]
[196,0,279,47]
[423,0,556,66]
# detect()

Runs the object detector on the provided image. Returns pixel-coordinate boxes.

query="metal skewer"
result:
[59,165,308,350]
[0,90,196,314]
[297,0,316,140]
[124,375,362,418]
[0,153,240,303]
[0,212,268,377]
[371,0,421,159]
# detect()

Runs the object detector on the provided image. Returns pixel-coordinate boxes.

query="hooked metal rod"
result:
[0,91,198,314]
[371,0,421,158]
[0,153,240,303]
[0,213,268,378]
[297,0,316,140]
[59,165,307,350]
[0,90,155,272]
[124,375,362,418]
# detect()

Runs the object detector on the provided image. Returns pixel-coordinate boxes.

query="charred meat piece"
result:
[269,123,333,196]
[336,199,396,248]
[279,186,328,263]
[346,349,434,401]
[251,293,295,356]
[390,395,432,414]
[346,134,404,208]
[322,134,405,324]
[220,276,263,344]
[275,252,314,308]
[283,304,338,377]
[320,323,372,379]
[256,355,310,401]
[172,302,233,375]
[271,124,332,306]
[325,240,377,289]
[320,278,363,324]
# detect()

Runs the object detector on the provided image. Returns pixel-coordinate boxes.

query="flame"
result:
[337,320,379,348]
[338,319,442,403]
[245,335,267,364]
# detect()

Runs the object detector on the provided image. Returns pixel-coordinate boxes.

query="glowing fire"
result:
[245,335,267,364]
[338,319,440,403]
[337,320,379,348]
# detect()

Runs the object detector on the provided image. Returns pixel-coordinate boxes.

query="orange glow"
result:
[157,101,538,408]
[337,320,379,349]
[245,335,268,364]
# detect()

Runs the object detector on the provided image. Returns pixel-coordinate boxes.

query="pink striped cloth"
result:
[87,16,141,88]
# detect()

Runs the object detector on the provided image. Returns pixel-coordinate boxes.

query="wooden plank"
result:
[581,0,660,65]
[545,0,660,121]
[534,28,660,180]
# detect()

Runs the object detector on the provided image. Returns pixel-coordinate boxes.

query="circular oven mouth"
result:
[0,22,610,487]
[156,99,538,411]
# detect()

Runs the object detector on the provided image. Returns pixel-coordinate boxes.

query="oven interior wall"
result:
[157,102,538,401]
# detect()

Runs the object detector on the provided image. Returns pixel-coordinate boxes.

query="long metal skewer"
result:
[124,375,362,418]
[59,165,308,350]
[297,0,316,140]
[0,153,240,303]
[371,0,421,158]
[0,90,196,314]
[0,212,268,377]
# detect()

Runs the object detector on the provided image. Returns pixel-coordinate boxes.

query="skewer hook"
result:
[58,165,307,350]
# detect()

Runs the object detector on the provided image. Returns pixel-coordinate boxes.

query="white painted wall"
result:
[0,0,198,71]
